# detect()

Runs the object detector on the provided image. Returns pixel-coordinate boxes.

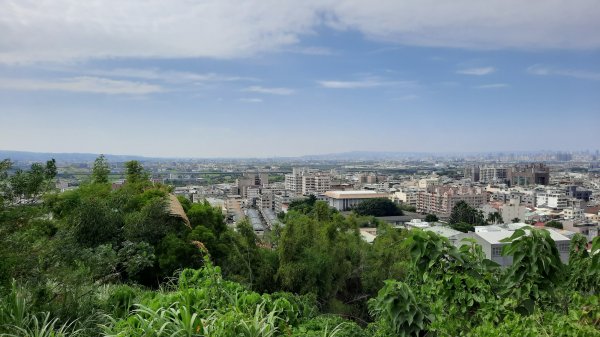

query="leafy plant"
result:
[368,280,427,337]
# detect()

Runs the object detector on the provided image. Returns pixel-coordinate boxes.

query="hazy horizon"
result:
[1,1,599,157]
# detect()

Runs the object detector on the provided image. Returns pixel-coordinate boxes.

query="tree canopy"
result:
[448,200,485,226]
[353,198,403,217]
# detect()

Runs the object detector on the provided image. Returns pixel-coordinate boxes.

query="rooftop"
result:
[475,228,570,245]
[324,190,389,199]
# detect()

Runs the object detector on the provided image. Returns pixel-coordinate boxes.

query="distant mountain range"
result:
[0,149,581,163]
[0,150,155,163]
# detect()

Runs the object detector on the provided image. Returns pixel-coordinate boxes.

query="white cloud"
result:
[475,83,509,89]
[456,67,496,75]
[527,65,600,81]
[318,77,416,89]
[86,68,257,83]
[243,85,295,95]
[318,80,379,89]
[0,76,164,94]
[1,1,599,63]
[240,98,263,103]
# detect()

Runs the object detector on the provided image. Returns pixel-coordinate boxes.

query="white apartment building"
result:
[536,190,568,209]
[246,186,261,201]
[392,188,420,207]
[563,207,584,220]
[258,192,274,210]
[285,168,331,196]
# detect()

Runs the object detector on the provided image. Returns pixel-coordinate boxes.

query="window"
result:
[492,246,503,257]
[558,243,569,253]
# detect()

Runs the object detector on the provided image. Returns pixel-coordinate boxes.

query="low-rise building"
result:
[465,228,570,266]
[324,190,389,211]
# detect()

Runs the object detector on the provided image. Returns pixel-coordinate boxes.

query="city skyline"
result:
[1,1,599,157]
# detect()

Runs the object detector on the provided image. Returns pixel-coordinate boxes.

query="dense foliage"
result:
[353,198,403,217]
[1,157,599,336]
[448,200,485,227]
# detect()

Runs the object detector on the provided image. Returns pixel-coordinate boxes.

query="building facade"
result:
[507,163,550,186]
[324,190,390,211]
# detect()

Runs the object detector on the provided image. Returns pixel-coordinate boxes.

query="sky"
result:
[1,0,599,158]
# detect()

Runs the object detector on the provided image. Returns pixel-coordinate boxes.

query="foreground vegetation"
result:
[1,157,599,336]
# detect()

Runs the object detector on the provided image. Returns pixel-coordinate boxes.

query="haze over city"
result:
[1,1,600,157]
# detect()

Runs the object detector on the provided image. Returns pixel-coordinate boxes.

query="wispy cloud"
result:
[474,83,509,89]
[0,77,164,94]
[243,85,295,95]
[289,46,334,55]
[239,97,263,103]
[86,68,256,83]
[457,67,496,76]
[318,77,413,89]
[527,65,600,81]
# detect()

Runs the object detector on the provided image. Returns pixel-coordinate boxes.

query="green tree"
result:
[486,211,503,224]
[424,214,438,222]
[44,159,57,180]
[92,155,110,184]
[125,160,148,184]
[545,220,563,229]
[353,198,402,217]
[362,224,411,294]
[450,221,475,233]
[448,201,484,226]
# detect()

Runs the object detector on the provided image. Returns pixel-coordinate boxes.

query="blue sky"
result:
[1,1,599,157]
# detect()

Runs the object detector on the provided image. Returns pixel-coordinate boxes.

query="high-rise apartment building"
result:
[507,164,549,186]
[417,186,486,218]
[479,166,507,183]
[285,168,331,196]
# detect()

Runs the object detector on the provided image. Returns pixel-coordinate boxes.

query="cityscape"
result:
[1,1,600,336]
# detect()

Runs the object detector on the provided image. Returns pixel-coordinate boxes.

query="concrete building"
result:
[563,221,599,243]
[301,174,332,195]
[563,207,584,220]
[237,173,269,198]
[465,227,570,266]
[274,191,295,213]
[324,190,390,211]
[537,190,568,209]
[464,165,480,182]
[565,185,592,202]
[479,166,508,183]
[285,168,331,196]
[391,188,419,207]
[417,186,486,218]
[507,163,550,186]
[500,202,530,223]
[225,195,243,218]
[258,191,274,210]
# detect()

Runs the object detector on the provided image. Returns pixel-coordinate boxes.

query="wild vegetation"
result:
[1,157,599,336]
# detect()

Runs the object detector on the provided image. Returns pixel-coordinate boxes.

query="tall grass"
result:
[0,280,83,337]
